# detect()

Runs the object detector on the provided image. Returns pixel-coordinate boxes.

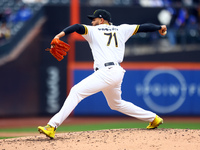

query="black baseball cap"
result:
[87,9,111,22]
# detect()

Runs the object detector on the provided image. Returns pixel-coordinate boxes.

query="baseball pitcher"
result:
[38,9,167,139]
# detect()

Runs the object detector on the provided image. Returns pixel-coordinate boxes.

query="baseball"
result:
[163,30,167,35]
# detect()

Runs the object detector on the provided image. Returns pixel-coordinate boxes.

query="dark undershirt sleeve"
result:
[137,23,161,33]
[63,24,85,35]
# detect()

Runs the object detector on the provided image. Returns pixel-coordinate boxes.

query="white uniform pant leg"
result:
[102,68,156,122]
[103,86,156,122]
[48,72,110,128]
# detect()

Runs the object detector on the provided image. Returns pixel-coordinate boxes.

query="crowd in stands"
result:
[0,12,11,42]
[137,0,198,7]
[0,0,34,44]
[0,0,200,46]
[157,4,200,46]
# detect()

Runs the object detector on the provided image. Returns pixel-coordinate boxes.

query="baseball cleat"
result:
[146,115,163,129]
[38,124,56,139]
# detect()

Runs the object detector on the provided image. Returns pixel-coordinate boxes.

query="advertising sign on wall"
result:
[74,67,200,116]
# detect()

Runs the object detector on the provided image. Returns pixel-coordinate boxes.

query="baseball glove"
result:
[46,38,70,61]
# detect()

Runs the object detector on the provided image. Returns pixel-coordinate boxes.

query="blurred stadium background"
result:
[0,0,200,121]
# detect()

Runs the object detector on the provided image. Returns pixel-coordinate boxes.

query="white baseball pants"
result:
[48,65,156,128]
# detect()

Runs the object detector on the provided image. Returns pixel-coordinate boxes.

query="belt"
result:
[95,62,120,71]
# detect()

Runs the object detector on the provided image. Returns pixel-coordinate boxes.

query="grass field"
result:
[0,121,199,139]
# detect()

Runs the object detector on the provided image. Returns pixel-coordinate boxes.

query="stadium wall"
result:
[0,5,200,117]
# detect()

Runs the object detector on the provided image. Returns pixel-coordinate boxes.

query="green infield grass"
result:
[0,121,199,139]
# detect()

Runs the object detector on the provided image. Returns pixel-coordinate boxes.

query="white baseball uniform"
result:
[48,24,156,128]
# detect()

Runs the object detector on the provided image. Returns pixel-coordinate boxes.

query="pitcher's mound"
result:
[1,128,200,150]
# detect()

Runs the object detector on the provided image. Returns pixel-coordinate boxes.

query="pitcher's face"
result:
[91,18,104,26]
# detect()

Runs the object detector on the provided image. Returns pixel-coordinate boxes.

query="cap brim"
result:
[87,15,96,20]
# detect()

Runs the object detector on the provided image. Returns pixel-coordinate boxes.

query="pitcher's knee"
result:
[70,85,87,101]
[109,101,123,111]
[70,85,79,95]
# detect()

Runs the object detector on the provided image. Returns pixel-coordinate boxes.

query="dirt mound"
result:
[1,128,200,150]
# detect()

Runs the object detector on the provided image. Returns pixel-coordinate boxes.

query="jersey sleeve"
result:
[119,24,140,42]
[81,24,88,35]
[81,24,92,43]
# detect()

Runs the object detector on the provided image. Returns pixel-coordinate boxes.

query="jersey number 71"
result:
[104,32,118,47]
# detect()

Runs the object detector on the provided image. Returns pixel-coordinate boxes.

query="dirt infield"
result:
[0,117,200,149]
[1,128,200,150]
